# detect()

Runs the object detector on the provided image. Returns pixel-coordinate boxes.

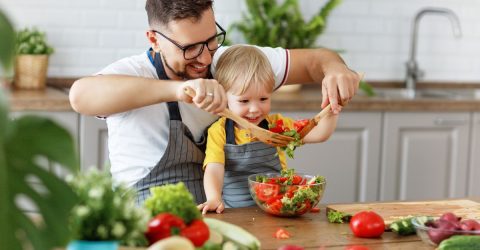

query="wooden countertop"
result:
[271,86,480,112]
[57,197,479,250]
[204,197,479,249]
[6,85,480,112]
[204,206,431,250]
[6,87,72,112]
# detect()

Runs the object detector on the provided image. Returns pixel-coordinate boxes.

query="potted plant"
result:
[14,27,54,90]
[1,9,81,250]
[67,169,149,250]
[230,0,374,96]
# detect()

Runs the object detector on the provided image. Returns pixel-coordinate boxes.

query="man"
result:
[69,0,360,204]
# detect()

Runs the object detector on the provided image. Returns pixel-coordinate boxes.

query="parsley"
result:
[280,129,303,158]
[327,210,352,223]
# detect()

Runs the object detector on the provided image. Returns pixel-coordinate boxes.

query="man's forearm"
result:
[286,48,348,85]
[69,75,181,116]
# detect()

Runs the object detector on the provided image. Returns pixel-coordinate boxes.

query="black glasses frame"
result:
[152,22,226,60]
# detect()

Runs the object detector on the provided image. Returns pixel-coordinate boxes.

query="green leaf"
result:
[232,0,341,48]
[360,80,376,97]
[15,27,54,55]
[0,91,80,250]
[0,9,16,71]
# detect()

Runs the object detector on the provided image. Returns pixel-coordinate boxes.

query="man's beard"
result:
[161,52,188,79]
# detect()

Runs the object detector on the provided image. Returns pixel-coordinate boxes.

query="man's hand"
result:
[321,65,361,114]
[177,79,227,114]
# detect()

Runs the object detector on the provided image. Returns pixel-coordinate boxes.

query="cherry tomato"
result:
[349,211,385,238]
[145,213,186,245]
[274,228,291,239]
[180,219,210,247]
[269,119,286,133]
[293,119,310,132]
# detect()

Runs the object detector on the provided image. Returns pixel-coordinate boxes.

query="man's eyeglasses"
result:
[152,22,226,60]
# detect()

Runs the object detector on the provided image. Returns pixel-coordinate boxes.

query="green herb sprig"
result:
[16,27,54,55]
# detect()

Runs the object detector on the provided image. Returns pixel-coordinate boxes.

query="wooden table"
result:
[204,206,434,250]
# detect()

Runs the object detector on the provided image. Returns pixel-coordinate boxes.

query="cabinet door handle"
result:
[434,118,468,126]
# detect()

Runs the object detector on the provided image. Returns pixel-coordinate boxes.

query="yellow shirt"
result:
[203,114,294,170]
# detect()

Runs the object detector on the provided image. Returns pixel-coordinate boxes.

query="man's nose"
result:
[196,46,213,65]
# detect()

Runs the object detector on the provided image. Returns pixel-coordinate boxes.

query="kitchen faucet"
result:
[405,7,462,97]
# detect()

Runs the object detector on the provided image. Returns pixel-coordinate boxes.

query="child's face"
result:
[227,83,272,127]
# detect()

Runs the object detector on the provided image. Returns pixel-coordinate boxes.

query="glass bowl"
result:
[248,173,326,217]
[411,217,480,246]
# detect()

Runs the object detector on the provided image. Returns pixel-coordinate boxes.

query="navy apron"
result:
[134,51,207,204]
[222,118,282,208]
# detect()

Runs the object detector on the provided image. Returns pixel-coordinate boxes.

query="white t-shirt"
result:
[97,46,290,187]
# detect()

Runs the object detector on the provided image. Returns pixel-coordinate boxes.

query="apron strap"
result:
[151,50,182,121]
[225,118,269,145]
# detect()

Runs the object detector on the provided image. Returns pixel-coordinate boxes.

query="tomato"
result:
[255,183,280,202]
[296,200,311,215]
[274,228,291,239]
[266,194,283,204]
[267,199,283,215]
[349,211,385,238]
[180,219,210,247]
[309,207,320,213]
[345,245,370,250]
[266,176,288,184]
[285,186,298,198]
[145,213,186,245]
[278,245,304,250]
[293,119,310,132]
[291,175,303,185]
[269,119,286,133]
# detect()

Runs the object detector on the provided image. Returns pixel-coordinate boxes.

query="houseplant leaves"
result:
[0,10,15,71]
[0,92,79,250]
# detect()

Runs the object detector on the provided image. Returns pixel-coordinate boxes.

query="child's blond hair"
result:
[215,45,275,95]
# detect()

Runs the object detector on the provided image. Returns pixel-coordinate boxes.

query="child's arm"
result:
[198,162,225,214]
[302,108,340,144]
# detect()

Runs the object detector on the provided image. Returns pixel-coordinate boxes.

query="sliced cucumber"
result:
[390,216,431,236]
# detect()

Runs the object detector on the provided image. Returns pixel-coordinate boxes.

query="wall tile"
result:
[1,0,478,82]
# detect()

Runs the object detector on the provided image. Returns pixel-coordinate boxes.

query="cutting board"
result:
[326,199,480,225]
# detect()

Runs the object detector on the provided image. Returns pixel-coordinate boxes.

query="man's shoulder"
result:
[97,51,154,76]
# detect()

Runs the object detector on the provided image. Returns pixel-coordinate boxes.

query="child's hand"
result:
[197,199,225,214]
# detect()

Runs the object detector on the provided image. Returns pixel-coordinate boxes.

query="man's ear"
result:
[146,31,159,51]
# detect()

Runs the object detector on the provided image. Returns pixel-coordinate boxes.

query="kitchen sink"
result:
[372,88,478,100]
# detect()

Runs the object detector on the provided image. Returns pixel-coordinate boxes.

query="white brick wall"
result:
[1,0,479,82]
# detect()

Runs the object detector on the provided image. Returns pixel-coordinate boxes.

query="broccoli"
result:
[144,182,202,224]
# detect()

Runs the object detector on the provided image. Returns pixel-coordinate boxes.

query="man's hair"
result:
[145,0,213,27]
[215,45,275,95]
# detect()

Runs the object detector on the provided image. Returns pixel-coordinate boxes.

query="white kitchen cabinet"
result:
[380,112,471,201]
[79,115,109,171]
[276,111,382,204]
[468,112,480,196]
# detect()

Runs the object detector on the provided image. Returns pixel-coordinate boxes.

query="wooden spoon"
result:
[183,87,294,147]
